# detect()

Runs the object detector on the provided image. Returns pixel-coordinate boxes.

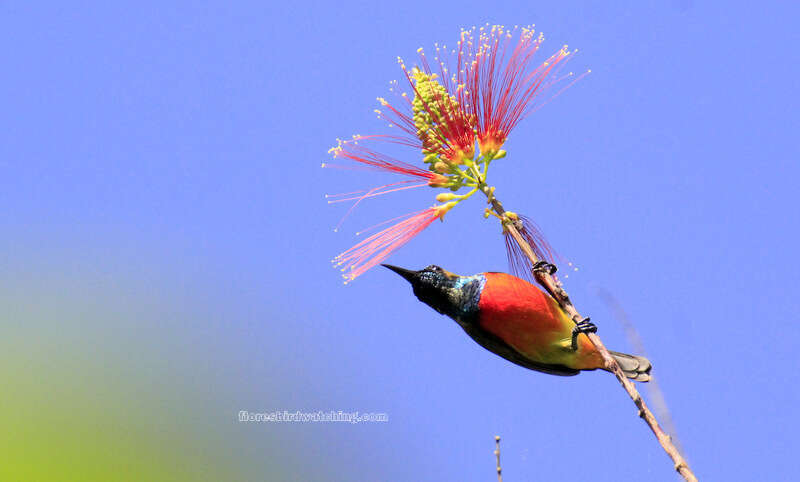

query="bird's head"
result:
[382,264,483,322]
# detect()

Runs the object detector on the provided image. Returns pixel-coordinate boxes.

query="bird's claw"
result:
[570,317,598,350]
[532,261,557,275]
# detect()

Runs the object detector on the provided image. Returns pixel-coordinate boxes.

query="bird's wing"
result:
[460,324,579,376]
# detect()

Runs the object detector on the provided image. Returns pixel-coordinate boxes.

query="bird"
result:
[383,264,651,381]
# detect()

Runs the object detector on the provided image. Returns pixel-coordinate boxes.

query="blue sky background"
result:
[1,2,798,480]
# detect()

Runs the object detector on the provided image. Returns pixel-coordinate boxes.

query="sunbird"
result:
[384,264,651,381]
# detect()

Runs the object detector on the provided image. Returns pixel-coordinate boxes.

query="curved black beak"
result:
[381,264,418,283]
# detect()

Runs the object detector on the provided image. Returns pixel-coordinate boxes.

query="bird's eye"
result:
[425,265,443,272]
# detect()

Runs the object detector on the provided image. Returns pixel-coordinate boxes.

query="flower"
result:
[466,26,581,154]
[327,25,584,282]
[503,213,558,282]
[379,24,583,161]
[333,203,456,283]
[325,136,450,233]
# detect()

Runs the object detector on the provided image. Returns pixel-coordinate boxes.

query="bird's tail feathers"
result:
[608,351,652,382]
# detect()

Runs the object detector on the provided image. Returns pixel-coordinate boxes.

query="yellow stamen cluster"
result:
[410,68,459,158]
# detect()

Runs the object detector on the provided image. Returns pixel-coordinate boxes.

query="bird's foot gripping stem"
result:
[532,261,557,275]
[571,317,598,351]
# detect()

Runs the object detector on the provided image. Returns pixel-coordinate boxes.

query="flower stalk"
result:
[471,168,698,482]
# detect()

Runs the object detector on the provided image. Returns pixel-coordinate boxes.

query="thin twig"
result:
[596,287,686,457]
[477,182,698,482]
[494,435,503,482]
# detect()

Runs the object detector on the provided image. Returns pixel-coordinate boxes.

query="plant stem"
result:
[475,181,698,482]
[494,435,503,482]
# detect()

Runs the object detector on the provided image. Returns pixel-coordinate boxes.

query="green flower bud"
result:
[432,161,449,173]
